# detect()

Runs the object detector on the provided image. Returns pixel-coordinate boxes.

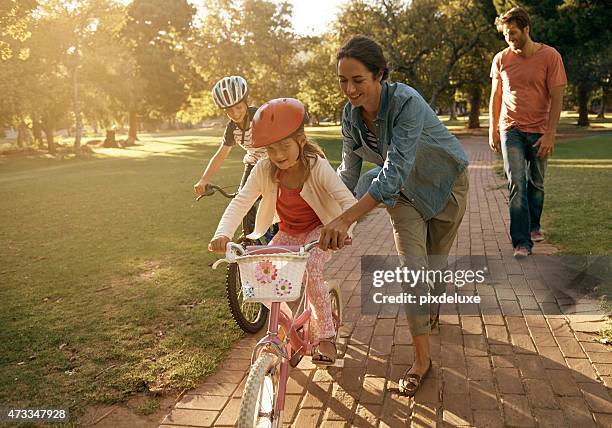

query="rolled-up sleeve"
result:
[368,96,424,207]
[336,116,363,193]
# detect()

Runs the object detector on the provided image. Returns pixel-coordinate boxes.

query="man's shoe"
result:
[531,231,545,242]
[513,246,530,258]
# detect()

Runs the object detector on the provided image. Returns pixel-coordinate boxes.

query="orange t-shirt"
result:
[491,44,567,134]
[276,183,322,235]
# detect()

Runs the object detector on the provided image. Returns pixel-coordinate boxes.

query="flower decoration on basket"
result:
[275,278,293,297]
[242,282,256,299]
[255,259,278,284]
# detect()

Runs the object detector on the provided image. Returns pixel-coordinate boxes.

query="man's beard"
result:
[511,35,527,52]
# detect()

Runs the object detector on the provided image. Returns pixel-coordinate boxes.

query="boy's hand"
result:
[208,236,230,253]
[194,178,208,195]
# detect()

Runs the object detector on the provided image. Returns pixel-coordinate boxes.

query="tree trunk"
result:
[449,99,458,121]
[126,111,138,145]
[577,83,590,126]
[32,116,44,148]
[468,86,482,129]
[597,86,606,119]
[103,129,118,148]
[429,91,439,111]
[23,122,31,145]
[17,122,26,147]
[43,124,56,155]
[71,56,83,153]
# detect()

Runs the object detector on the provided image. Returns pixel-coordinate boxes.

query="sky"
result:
[288,0,347,35]
[187,0,348,35]
[118,0,348,35]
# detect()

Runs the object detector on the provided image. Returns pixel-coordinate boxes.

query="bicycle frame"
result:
[215,239,349,426]
[250,285,315,418]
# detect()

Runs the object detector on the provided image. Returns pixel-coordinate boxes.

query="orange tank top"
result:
[276,183,322,235]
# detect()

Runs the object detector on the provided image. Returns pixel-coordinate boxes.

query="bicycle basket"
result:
[236,252,308,303]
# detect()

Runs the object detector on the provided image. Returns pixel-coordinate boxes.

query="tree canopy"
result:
[1,0,609,153]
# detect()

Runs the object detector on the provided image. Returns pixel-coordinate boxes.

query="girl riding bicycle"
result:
[194,75,265,235]
[209,98,357,364]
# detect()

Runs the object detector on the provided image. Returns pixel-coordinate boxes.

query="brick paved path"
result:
[160,137,611,427]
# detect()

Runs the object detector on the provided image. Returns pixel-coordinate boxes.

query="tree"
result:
[0,0,38,60]
[333,0,443,96]
[188,0,299,121]
[120,0,200,143]
[450,0,502,128]
[0,0,38,145]
[38,0,112,153]
[297,34,345,122]
[332,0,499,110]
[19,1,75,154]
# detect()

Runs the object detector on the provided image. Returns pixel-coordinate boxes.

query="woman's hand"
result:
[319,194,379,250]
[208,236,230,253]
[319,217,351,251]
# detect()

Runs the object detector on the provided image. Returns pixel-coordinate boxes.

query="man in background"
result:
[489,6,567,258]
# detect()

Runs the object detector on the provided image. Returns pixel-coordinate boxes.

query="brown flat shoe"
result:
[398,359,432,397]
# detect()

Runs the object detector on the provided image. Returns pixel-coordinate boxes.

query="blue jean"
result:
[501,127,547,250]
[354,166,383,199]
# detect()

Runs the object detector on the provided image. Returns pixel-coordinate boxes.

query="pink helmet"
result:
[252,98,308,148]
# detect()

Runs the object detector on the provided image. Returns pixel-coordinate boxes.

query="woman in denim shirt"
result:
[319,36,469,396]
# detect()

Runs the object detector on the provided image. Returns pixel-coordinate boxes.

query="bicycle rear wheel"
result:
[226,263,268,334]
[238,353,282,428]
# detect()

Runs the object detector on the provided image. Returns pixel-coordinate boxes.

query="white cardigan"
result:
[213,156,358,240]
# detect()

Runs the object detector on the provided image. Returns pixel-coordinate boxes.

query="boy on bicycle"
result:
[194,75,267,235]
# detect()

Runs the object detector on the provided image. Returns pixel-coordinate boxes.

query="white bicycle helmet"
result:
[211,76,248,109]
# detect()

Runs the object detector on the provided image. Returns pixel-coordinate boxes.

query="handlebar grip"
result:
[203,184,215,196]
[227,241,246,256]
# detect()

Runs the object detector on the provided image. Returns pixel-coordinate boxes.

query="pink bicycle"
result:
[213,239,347,428]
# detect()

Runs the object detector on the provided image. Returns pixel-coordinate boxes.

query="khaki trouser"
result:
[387,170,469,336]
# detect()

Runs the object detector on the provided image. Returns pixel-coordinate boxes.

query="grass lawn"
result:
[0,126,352,423]
[436,111,612,134]
[0,129,249,420]
[541,133,612,256]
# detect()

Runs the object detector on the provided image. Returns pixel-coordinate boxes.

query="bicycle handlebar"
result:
[195,184,237,201]
[229,238,352,256]
[212,238,352,269]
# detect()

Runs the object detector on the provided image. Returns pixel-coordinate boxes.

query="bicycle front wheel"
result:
[328,281,343,339]
[238,353,282,428]
[226,263,268,334]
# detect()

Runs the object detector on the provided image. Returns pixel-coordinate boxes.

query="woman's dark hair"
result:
[336,35,389,81]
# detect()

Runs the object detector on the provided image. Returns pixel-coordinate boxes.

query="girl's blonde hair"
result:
[269,128,326,183]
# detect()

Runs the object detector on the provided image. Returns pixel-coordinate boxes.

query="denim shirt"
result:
[338,81,469,220]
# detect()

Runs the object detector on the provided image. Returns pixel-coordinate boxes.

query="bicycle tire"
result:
[226,262,268,334]
[328,282,343,341]
[237,353,282,428]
